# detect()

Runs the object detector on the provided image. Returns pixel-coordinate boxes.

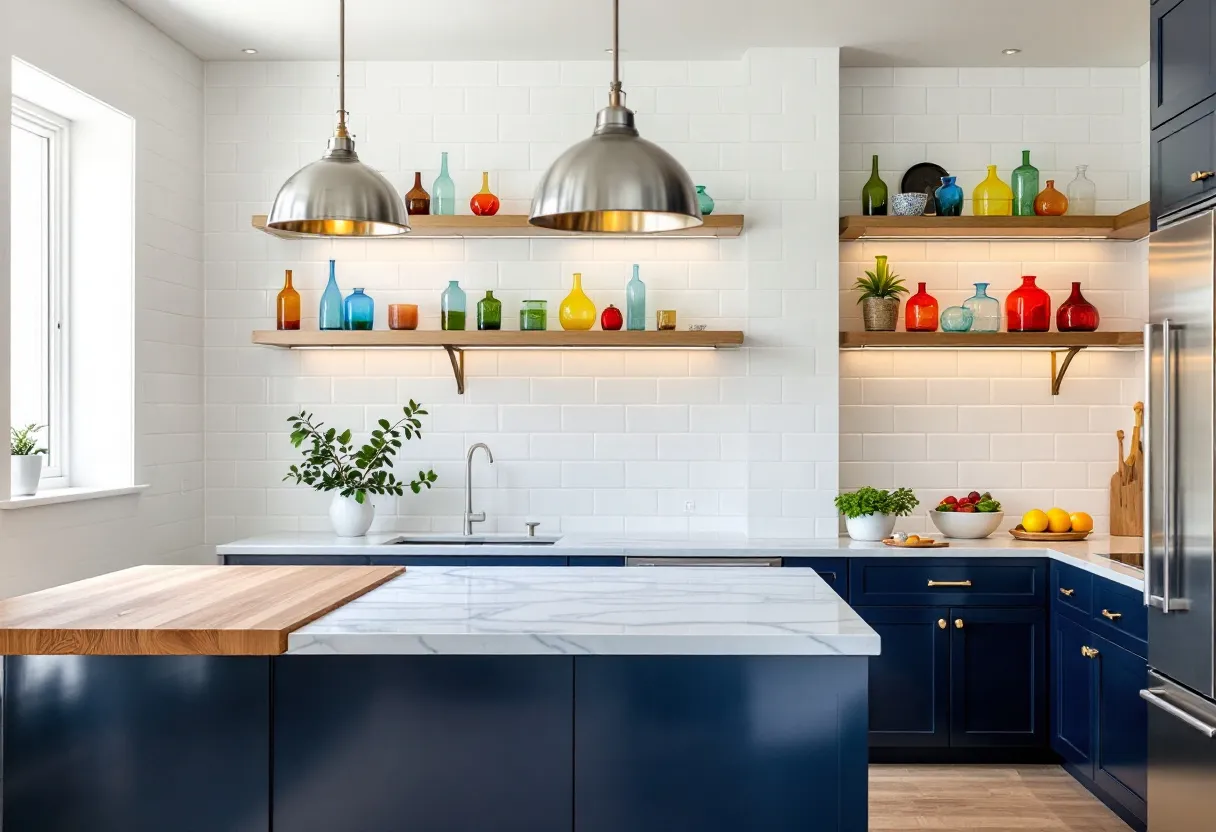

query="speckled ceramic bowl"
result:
[891,192,929,216]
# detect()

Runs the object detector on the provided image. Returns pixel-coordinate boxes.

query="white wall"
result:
[203,49,841,541]
[0,0,205,595]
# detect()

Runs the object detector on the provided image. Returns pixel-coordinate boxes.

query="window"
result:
[10,97,69,487]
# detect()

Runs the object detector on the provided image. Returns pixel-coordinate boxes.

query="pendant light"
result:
[529,0,702,233]
[266,0,409,237]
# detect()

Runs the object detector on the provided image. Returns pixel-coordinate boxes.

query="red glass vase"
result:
[1056,281,1100,332]
[1006,275,1052,332]
[905,282,939,332]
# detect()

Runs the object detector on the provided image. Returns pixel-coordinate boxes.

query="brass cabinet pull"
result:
[1101,609,1123,621]
[938,619,947,630]
[954,618,964,629]
[928,580,973,587]
[1193,171,1215,182]
[1081,646,1100,659]
[1059,587,1076,597]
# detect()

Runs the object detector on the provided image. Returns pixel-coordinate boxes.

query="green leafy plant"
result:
[283,402,437,504]
[10,424,46,456]
[834,487,919,519]
[853,255,908,303]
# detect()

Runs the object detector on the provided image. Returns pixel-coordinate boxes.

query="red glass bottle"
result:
[905,282,939,332]
[1056,281,1100,332]
[1006,275,1052,332]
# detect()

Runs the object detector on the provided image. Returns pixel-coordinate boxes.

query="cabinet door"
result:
[1152,99,1216,223]
[1051,613,1096,774]
[950,608,1047,748]
[855,607,950,748]
[1152,0,1216,128]
[1093,634,1149,821]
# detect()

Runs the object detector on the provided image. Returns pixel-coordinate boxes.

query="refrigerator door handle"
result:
[1144,322,1160,608]
[1141,687,1216,738]
[1162,317,1173,613]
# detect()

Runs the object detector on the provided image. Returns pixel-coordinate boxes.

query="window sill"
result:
[0,484,149,510]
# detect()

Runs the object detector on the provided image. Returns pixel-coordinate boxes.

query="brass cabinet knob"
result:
[954,618,964,629]
[1081,646,1100,659]
[938,619,947,630]
[1101,609,1123,621]
[1193,171,1215,182]
[1059,587,1076,597]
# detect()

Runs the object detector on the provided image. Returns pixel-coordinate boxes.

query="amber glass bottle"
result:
[276,269,301,330]
[405,172,430,215]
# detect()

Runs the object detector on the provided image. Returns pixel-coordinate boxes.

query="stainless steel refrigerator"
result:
[1145,209,1216,830]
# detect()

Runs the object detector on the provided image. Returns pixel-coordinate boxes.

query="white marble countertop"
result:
[221,532,1145,590]
[286,566,881,657]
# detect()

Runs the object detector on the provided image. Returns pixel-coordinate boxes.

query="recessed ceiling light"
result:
[242,48,259,55]
[1002,48,1022,56]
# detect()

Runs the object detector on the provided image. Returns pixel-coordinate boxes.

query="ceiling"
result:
[120,0,1148,66]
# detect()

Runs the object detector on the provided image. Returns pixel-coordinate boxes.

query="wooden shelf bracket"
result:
[443,346,466,395]
[1050,347,1085,396]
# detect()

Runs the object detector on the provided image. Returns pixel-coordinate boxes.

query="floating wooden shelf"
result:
[839,202,1150,242]
[251,214,745,240]
[253,329,745,394]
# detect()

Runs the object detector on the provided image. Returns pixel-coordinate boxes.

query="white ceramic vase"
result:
[329,493,375,538]
[845,512,897,542]
[10,455,43,497]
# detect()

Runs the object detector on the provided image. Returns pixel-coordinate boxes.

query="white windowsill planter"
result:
[10,455,43,497]
[844,513,897,542]
[329,493,375,538]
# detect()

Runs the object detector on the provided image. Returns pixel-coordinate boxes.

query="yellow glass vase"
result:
[973,165,1013,216]
[559,272,597,331]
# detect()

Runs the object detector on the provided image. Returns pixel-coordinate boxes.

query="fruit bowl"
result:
[929,510,1004,540]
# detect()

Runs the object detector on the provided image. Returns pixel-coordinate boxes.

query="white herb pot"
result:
[329,493,375,538]
[845,513,897,542]
[10,455,43,497]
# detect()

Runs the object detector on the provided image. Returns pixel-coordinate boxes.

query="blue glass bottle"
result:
[441,281,466,331]
[963,282,1001,333]
[625,264,646,331]
[343,288,374,330]
[319,259,344,330]
[940,306,974,333]
[934,176,964,217]
[696,185,715,215]
[432,151,455,216]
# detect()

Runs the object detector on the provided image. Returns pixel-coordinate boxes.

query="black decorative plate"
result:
[901,162,950,197]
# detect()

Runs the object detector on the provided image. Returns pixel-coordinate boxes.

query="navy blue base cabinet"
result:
[950,607,1046,748]
[855,607,950,747]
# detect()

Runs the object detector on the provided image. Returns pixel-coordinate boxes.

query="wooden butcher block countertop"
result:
[0,564,403,656]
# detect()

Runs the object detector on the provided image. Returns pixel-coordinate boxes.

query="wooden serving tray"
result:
[1008,525,1093,542]
[883,538,950,549]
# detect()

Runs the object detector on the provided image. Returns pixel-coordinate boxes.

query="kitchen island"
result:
[0,565,877,832]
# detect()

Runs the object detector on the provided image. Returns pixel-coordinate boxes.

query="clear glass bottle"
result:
[625,264,646,331]
[476,290,502,330]
[1011,150,1040,217]
[963,282,1001,333]
[319,259,344,331]
[441,280,466,331]
[432,151,456,216]
[862,154,888,216]
[1066,165,1097,215]
[343,288,374,331]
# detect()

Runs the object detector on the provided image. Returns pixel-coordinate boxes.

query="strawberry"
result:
[958,504,977,513]
[943,496,957,505]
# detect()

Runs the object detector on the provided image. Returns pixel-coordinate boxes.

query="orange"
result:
[1022,509,1049,533]
[1069,512,1094,533]
[1046,508,1072,533]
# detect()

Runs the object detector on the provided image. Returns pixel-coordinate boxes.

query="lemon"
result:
[1069,512,1094,533]
[1022,509,1050,533]
[1046,508,1072,533]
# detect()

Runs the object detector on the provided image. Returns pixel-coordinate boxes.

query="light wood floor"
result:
[870,765,1133,831]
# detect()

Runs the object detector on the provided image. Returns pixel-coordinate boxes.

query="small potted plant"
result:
[10,424,46,496]
[283,402,438,537]
[854,255,907,331]
[835,486,919,541]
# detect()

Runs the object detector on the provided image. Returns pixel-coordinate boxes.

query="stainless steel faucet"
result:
[463,443,494,535]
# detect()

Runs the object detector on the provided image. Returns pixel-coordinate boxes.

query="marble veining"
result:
[286,567,881,657]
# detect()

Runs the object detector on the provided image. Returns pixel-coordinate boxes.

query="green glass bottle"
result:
[861,155,888,216]
[1011,150,1040,217]
[476,290,502,331]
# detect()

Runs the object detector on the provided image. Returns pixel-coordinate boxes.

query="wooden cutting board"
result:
[0,565,403,656]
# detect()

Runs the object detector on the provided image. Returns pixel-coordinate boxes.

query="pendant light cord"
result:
[336,0,348,138]
[609,0,622,107]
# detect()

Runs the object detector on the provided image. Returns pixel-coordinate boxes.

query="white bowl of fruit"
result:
[930,491,1004,539]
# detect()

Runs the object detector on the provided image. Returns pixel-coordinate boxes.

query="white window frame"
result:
[11,96,69,487]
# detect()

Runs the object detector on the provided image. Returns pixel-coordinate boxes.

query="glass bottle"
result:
[1006,275,1052,332]
[441,281,466,331]
[905,282,939,332]
[1056,282,1100,332]
[1034,179,1069,217]
[470,171,500,217]
[934,176,964,217]
[276,269,300,330]
[405,172,430,215]
[319,259,344,331]
[625,264,646,331]
[476,290,502,330]
[973,165,1013,216]
[1066,165,1097,215]
[862,154,888,216]
[432,152,456,216]
[696,185,715,215]
[559,272,597,331]
[963,283,1001,333]
[343,288,374,331]
[1011,150,1040,217]
[940,306,974,333]
[520,300,547,331]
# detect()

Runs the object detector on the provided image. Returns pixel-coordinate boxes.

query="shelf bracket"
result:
[443,346,466,395]
[1049,346,1084,396]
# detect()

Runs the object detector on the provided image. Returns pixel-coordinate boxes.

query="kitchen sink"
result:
[385,534,560,546]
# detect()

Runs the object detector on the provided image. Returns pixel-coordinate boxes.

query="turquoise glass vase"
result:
[963,282,1001,333]
[940,306,974,332]
[696,186,715,215]
[1011,150,1040,217]
[625,264,646,331]
[934,176,963,217]
[432,151,455,216]
[441,280,466,331]
[343,288,374,330]
[319,259,344,331]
